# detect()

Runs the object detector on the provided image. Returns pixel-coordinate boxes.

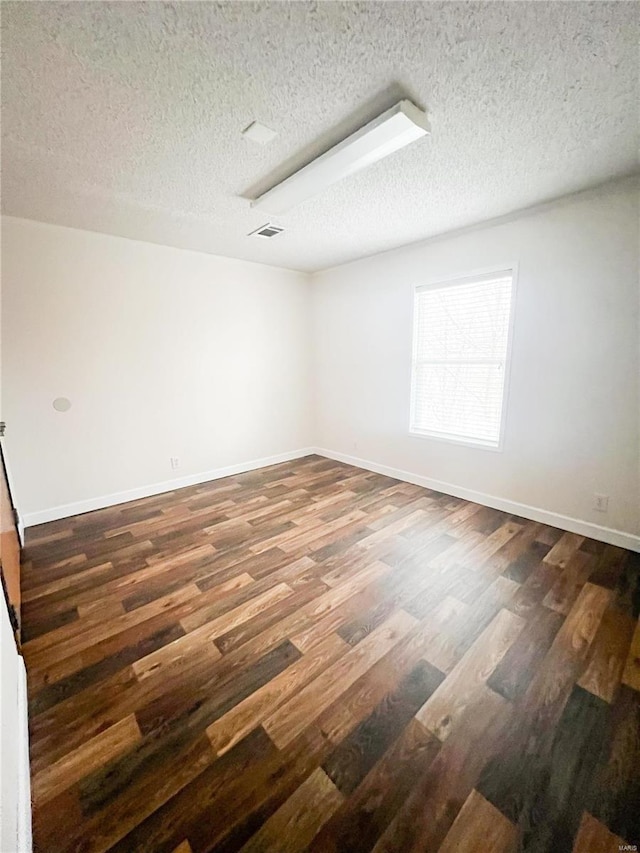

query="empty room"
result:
[0,1,638,851]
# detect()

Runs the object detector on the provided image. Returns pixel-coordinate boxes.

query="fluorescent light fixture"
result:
[251,100,429,214]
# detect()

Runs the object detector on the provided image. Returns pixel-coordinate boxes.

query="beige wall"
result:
[312,180,640,543]
[2,180,638,548]
[1,218,313,523]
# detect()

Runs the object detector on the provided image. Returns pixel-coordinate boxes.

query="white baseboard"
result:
[22,445,640,553]
[22,448,316,527]
[312,447,640,553]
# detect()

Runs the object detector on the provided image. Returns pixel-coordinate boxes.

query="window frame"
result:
[408,264,518,452]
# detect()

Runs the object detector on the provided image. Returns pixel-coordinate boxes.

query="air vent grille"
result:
[248,223,284,239]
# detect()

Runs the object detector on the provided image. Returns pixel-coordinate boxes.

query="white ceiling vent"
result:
[248,223,284,239]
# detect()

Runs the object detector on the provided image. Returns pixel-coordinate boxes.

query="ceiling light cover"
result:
[251,100,430,214]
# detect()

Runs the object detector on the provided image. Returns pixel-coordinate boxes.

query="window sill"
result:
[408,428,504,452]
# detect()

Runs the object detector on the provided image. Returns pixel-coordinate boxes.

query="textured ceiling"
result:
[2,1,638,272]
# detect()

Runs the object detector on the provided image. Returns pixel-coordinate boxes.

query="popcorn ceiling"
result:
[2,1,637,272]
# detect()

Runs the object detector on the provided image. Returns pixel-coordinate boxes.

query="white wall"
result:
[312,180,640,543]
[1,218,312,524]
[3,181,639,546]
[0,598,31,852]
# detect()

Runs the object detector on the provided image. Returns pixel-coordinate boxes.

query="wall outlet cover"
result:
[593,493,609,512]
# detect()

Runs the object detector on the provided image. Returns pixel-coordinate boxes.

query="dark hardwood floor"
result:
[20,455,639,852]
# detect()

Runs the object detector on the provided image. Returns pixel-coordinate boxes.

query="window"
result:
[410,270,514,449]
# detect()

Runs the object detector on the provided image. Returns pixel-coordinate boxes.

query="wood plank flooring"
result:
[20,456,639,852]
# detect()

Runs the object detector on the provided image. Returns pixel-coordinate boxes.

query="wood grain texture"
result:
[622,617,640,691]
[542,550,595,615]
[543,532,585,568]
[263,609,418,749]
[572,812,629,853]
[374,686,511,852]
[586,685,640,845]
[21,456,638,852]
[416,608,524,741]
[578,607,636,703]
[31,714,141,804]
[321,658,444,795]
[521,685,613,852]
[488,605,564,702]
[438,789,518,853]
[309,718,441,853]
[206,631,349,756]
[239,768,343,853]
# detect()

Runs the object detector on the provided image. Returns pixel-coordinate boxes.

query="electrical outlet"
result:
[593,493,609,513]
[170,457,180,470]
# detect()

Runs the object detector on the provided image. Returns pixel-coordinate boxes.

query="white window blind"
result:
[410,271,514,448]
